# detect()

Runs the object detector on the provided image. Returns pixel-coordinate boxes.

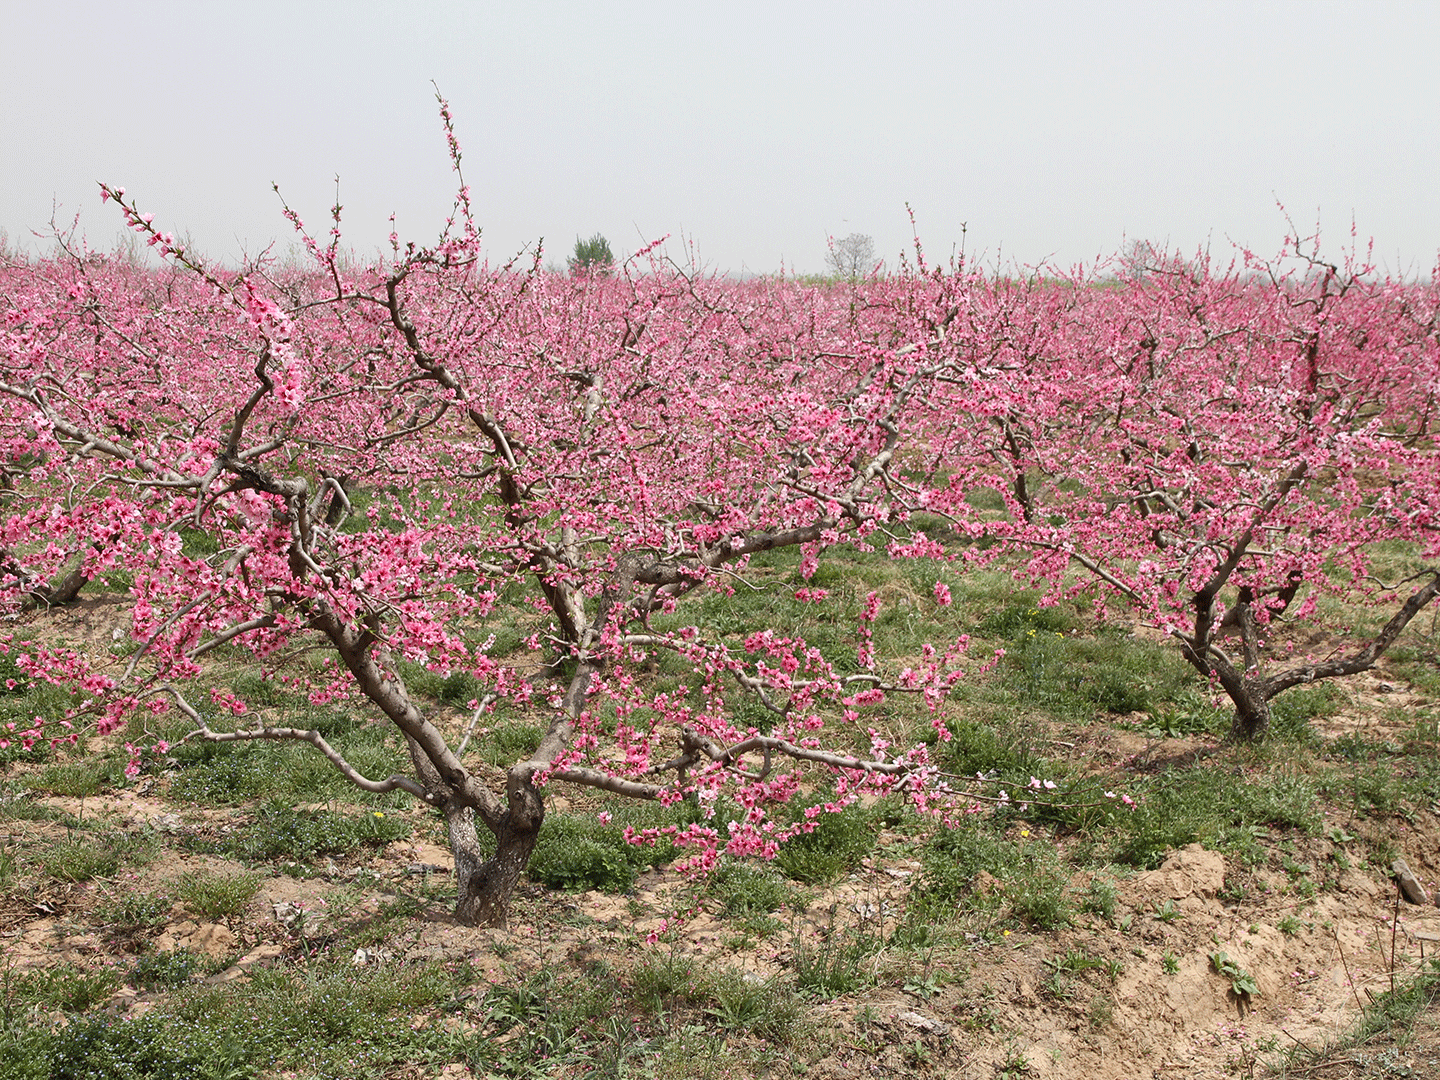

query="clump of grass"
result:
[176,870,262,921]
[1108,762,1320,869]
[525,810,674,894]
[96,890,173,933]
[630,952,700,1014]
[473,964,627,1072]
[708,860,802,918]
[131,949,208,991]
[792,923,878,998]
[228,805,410,864]
[468,719,544,768]
[976,600,1198,718]
[10,963,123,1013]
[1081,875,1118,922]
[167,724,403,807]
[702,968,803,1042]
[38,838,122,883]
[908,819,1070,930]
[773,794,891,885]
[31,760,123,798]
[1269,683,1339,741]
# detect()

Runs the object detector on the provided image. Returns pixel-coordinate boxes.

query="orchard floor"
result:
[2,594,1439,1077]
[2,713,1438,1079]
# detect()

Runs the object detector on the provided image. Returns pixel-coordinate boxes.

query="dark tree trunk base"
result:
[445,802,541,929]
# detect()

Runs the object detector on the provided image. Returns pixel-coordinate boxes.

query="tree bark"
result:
[1228,683,1272,743]
[447,800,542,928]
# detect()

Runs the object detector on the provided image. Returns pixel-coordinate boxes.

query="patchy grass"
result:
[2,546,1439,1077]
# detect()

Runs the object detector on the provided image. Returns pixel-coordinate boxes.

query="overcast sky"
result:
[3,1,1437,276]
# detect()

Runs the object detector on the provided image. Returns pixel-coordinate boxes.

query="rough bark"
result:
[447,800,542,928]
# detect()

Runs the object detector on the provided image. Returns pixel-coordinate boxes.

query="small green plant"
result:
[902,971,942,1000]
[708,860,799,918]
[1087,994,1114,1031]
[1162,950,1180,975]
[997,1041,1032,1078]
[38,838,121,882]
[794,929,874,998]
[702,968,801,1042]
[631,952,698,1014]
[97,891,173,933]
[1051,946,1104,974]
[176,870,262,920]
[1209,950,1259,999]
[774,797,884,884]
[1277,913,1309,936]
[32,760,119,798]
[1081,876,1118,922]
[229,804,409,863]
[131,949,207,991]
[1152,899,1185,923]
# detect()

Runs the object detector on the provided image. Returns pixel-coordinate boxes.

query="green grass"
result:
[792,922,879,998]
[167,725,408,808]
[228,804,411,865]
[7,962,123,1013]
[707,859,803,918]
[176,870,263,921]
[95,890,173,934]
[524,805,681,893]
[37,831,157,882]
[773,794,892,885]
[32,759,125,798]
[0,957,463,1080]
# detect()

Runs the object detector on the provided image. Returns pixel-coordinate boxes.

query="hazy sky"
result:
[4,1,1438,276]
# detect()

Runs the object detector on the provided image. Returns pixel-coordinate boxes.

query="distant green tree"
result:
[569,233,614,276]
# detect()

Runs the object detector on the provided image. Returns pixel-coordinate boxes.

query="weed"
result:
[997,1041,1032,1078]
[1081,875,1118,922]
[177,870,262,920]
[467,719,544,768]
[631,952,698,1013]
[32,760,122,798]
[708,859,801,917]
[703,968,802,1042]
[1152,899,1185,923]
[1277,913,1310,936]
[96,890,173,933]
[38,838,121,882]
[774,794,888,884]
[1209,950,1259,999]
[131,949,208,991]
[793,924,877,998]
[1087,994,1114,1031]
[229,804,409,863]
[13,963,123,1012]
[909,819,1069,929]
[1162,951,1180,975]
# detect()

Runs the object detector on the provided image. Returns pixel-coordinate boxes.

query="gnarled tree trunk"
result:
[446,800,543,928]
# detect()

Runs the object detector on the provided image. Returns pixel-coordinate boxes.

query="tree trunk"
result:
[1228,681,1272,742]
[445,800,543,929]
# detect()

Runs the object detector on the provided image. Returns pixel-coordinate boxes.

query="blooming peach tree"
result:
[0,114,990,926]
[922,241,1440,739]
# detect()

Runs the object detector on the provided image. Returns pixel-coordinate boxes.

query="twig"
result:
[1390,881,1400,995]
[1333,924,1365,1012]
